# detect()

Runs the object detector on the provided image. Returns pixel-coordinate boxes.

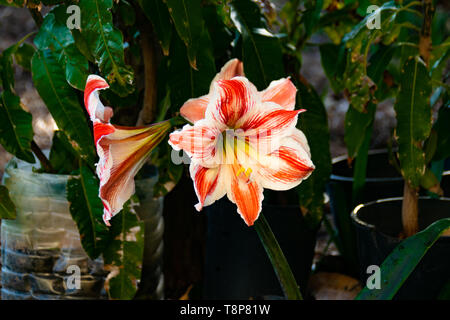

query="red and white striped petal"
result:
[95,122,171,225]
[179,95,209,124]
[236,103,305,156]
[261,78,297,110]
[227,164,264,226]
[206,77,258,128]
[84,75,113,123]
[190,164,227,211]
[256,129,315,191]
[211,58,244,88]
[168,119,222,167]
[179,59,244,124]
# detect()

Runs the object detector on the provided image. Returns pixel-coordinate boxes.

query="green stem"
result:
[253,213,303,300]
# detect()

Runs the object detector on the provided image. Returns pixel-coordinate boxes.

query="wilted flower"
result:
[84,75,170,225]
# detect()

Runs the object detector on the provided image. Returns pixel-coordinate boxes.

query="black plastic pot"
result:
[327,150,450,274]
[202,194,319,300]
[351,197,450,300]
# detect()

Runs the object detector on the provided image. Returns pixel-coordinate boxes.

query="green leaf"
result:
[367,45,396,85]
[0,185,16,220]
[343,53,376,112]
[0,91,35,163]
[49,130,79,174]
[103,200,145,300]
[13,43,35,71]
[78,0,134,96]
[67,164,112,259]
[296,77,331,227]
[394,57,432,188]
[342,1,398,46]
[165,0,204,69]
[167,28,216,113]
[137,0,173,56]
[31,49,95,164]
[303,0,324,36]
[230,0,284,90]
[356,218,450,300]
[344,102,376,160]
[203,4,234,59]
[319,43,346,93]
[34,10,89,90]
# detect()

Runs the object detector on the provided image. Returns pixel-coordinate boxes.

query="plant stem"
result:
[401,0,434,237]
[402,183,419,237]
[31,140,54,173]
[254,213,303,300]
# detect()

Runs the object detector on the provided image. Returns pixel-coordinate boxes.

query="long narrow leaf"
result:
[356,218,450,300]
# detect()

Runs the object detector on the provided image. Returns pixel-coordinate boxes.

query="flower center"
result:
[221,129,254,180]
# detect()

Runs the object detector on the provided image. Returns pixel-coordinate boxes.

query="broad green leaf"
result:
[356,218,450,300]
[78,0,134,96]
[49,130,79,174]
[34,10,89,90]
[137,0,173,56]
[166,0,204,69]
[230,0,284,90]
[31,49,95,164]
[394,57,432,188]
[319,43,346,93]
[0,91,35,163]
[103,200,145,300]
[1,33,35,91]
[13,43,35,71]
[167,28,215,113]
[66,164,112,259]
[203,4,234,59]
[367,45,396,85]
[0,185,16,220]
[296,77,331,227]
[344,102,376,160]
[303,0,324,36]
[343,53,376,112]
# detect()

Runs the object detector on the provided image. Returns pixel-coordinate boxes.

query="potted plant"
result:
[319,0,450,299]
[0,1,180,299]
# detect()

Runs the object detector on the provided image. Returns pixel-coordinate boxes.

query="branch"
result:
[136,16,158,126]
[31,140,54,173]
[418,0,435,66]
[28,7,43,28]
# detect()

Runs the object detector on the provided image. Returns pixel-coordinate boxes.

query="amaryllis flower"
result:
[84,75,170,225]
[169,59,315,226]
